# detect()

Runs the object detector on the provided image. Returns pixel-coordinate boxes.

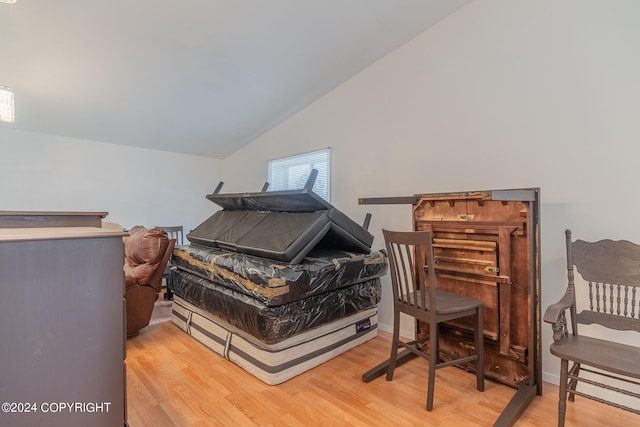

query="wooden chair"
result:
[544,230,640,426]
[155,225,184,300]
[156,225,184,245]
[382,229,485,411]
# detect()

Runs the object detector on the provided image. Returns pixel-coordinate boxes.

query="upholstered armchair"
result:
[124,226,175,337]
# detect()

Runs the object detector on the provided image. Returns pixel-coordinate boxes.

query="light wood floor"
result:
[126,320,637,427]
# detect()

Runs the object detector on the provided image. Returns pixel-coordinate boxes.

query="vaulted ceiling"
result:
[0,0,471,158]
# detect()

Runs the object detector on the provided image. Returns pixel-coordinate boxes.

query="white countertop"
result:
[0,227,128,242]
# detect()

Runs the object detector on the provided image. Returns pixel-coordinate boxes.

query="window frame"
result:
[267,148,331,202]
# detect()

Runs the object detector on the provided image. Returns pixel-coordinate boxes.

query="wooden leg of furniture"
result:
[493,382,538,427]
[362,349,417,383]
[567,362,580,403]
[426,321,438,411]
[386,310,401,381]
[476,307,485,392]
[558,358,569,427]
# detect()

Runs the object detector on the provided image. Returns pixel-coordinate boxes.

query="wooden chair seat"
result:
[550,335,640,379]
[429,289,484,314]
[406,289,483,317]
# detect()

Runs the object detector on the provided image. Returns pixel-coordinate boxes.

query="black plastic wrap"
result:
[171,245,388,306]
[170,269,382,344]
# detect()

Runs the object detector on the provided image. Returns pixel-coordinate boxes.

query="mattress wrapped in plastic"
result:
[168,172,385,382]
[170,245,388,307]
[172,296,378,385]
[187,178,374,264]
[170,268,381,344]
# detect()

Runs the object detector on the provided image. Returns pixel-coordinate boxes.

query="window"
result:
[268,148,330,201]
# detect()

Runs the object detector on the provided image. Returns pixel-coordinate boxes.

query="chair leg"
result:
[558,358,569,427]
[386,309,401,381]
[164,275,174,300]
[567,362,580,403]
[426,321,438,411]
[475,307,485,392]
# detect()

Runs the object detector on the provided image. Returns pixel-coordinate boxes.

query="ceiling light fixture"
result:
[0,86,15,123]
[0,0,18,4]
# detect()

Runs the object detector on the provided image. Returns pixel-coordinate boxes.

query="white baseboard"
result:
[376,322,414,340]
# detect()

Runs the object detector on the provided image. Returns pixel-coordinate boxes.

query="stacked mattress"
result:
[170,175,387,384]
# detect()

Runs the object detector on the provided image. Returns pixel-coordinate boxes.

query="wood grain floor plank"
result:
[126,320,639,426]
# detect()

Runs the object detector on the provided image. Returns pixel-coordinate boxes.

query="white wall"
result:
[0,128,220,233]
[220,0,640,399]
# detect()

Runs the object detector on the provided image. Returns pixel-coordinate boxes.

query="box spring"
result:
[172,296,378,385]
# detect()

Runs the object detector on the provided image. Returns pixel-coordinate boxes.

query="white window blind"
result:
[268,148,330,201]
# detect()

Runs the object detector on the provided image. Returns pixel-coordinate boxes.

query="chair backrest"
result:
[156,225,184,245]
[124,226,176,291]
[566,229,640,334]
[383,229,437,315]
